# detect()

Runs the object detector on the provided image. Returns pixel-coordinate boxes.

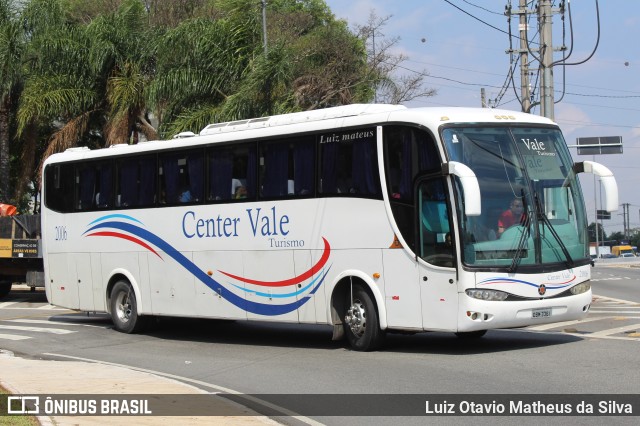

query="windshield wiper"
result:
[533,192,574,267]
[509,191,531,272]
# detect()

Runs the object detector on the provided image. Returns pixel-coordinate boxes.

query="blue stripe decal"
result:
[478,277,571,290]
[230,267,330,298]
[85,221,327,316]
[87,214,144,227]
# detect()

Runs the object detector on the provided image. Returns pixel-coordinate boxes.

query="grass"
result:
[0,385,39,426]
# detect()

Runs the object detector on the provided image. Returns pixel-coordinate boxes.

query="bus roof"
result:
[44,104,558,164]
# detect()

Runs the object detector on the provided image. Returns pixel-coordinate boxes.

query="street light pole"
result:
[261,0,268,55]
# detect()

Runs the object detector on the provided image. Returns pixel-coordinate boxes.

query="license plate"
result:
[532,308,552,318]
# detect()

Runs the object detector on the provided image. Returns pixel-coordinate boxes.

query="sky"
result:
[323,0,640,235]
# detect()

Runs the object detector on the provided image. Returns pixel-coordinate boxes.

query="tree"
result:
[150,0,375,137]
[608,231,625,245]
[355,11,436,104]
[18,0,157,175]
[588,222,607,243]
[148,11,259,136]
[0,0,25,203]
[9,0,436,205]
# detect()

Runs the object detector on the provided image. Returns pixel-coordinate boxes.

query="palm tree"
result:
[17,0,156,179]
[149,10,260,136]
[150,0,373,137]
[0,0,25,203]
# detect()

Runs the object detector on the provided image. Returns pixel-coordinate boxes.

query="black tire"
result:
[455,330,487,339]
[0,281,11,299]
[110,280,148,333]
[343,285,385,351]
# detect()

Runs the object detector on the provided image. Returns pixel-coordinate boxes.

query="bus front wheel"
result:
[344,285,384,351]
[110,281,147,333]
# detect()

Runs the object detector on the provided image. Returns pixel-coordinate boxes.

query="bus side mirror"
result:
[573,161,618,212]
[443,161,481,216]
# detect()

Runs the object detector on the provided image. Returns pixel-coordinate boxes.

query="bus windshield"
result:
[442,125,589,269]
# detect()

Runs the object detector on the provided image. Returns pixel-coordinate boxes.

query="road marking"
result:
[587,323,640,338]
[0,325,75,335]
[0,300,27,309]
[0,333,31,341]
[591,305,640,309]
[560,332,640,342]
[3,319,105,328]
[0,304,67,310]
[593,294,638,304]
[38,304,67,310]
[527,316,604,331]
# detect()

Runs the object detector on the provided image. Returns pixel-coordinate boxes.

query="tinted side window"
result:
[208,144,256,201]
[159,150,203,204]
[383,126,441,252]
[44,164,75,213]
[319,128,380,197]
[384,126,441,202]
[76,161,114,210]
[260,137,315,199]
[117,155,157,208]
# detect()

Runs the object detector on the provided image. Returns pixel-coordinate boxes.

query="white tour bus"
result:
[41,104,617,351]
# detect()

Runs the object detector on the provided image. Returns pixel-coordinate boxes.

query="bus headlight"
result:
[570,282,591,295]
[466,289,508,301]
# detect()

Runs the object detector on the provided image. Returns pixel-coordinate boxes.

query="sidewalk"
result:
[0,350,278,425]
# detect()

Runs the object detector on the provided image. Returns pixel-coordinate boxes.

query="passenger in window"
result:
[497,198,524,237]
[445,232,452,248]
[234,186,247,199]
[231,178,243,197]
[179,186,192,203]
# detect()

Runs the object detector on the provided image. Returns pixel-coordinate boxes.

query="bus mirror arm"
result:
[443,161,481,216]
[573,161,619,212]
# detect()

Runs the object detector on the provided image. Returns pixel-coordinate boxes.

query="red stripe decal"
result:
[86,231,162,259]
[218,237,331,287]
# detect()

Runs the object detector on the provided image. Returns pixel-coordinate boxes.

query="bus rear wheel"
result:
[344,285,384,351]
[110,281,148,333]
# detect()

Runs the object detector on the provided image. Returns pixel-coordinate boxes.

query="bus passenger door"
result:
[417,177,458,331]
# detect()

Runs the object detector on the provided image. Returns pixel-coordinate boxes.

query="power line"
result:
[557,118,640,130]
[442,0,516,38]
[388,61,505,89]
[461,0,505,15]
[563,91,640,99]
[404,59,506,77]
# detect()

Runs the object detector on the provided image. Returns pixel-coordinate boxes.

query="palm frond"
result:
[17,74,98,135]
[38,109,94,175]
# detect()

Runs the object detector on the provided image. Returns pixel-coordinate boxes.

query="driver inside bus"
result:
[497,197,524,237]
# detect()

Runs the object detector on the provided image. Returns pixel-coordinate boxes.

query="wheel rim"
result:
[345,298,366,337]
[115,290,132,324]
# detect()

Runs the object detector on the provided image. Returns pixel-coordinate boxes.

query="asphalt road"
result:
[1,266,639,425]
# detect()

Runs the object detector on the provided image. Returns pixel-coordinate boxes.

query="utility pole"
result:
[538,0,554,119]
[481,88,487,108]
[622,203,630,240]
[518,0,531,112]
[505,0,565,119]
